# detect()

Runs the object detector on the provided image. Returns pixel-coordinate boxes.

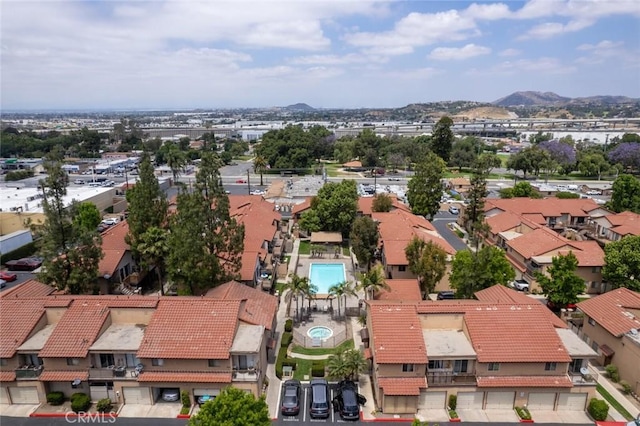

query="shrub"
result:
[515,406,532,420]
[181,390,191,408]
[5,170,34,182]
[448,394,457,410]
[47,391,65,406]
[605,364,620,383]
[455,229,464,238]
[70,393,91,413]
[556,191,580,199]
[284,319,293,332]
[180,406,190,415]
[311,360,325,377]
[281,332,293,348]
[448,409,458,419]
[588,398,609,421]
[620,380,632,395]
[96,398,112,413]
[275,347,288,379]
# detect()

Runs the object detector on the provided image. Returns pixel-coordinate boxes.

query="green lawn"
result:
[298,241,311,255]
[342,245,351,256]
[323,163,343,177]
[497,153,509,167]
[236,155,252,161]
[596,384,634,421]
[292,358,313,381]
[291,339,354,356]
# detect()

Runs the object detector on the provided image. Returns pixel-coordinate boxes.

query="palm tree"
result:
[326,348,349,381]
[253,155,268,187]
[357,264,389,300]
[343,349,368,380]
[282,274,310,322]
[329,280,357,318]
[306,282,318,315]
[137,227,169,296]
[165,145,186,185]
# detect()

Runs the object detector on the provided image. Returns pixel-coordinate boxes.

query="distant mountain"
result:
[493,91,639,107]
[283,103,315,111]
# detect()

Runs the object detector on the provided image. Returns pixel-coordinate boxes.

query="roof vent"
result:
[631,329,639,336]
[510,306,516,310]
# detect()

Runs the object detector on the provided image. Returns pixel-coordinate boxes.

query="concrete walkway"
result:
[591,364,640,418]
[350,316,377,421]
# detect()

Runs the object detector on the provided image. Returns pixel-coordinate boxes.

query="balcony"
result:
[16,365,44,379]
[89,366,140,380]
[232,368,260,382]
[427,370,476,386]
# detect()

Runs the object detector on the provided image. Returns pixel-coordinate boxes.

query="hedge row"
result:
[311,360,325,377]
[281,332,293,348]
[0,241,38,265]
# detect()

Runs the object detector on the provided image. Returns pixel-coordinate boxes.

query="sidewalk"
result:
[591,364,640,419]
[351,317,377,421]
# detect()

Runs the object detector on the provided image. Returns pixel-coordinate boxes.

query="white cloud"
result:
[499,48,521,57]
[429,44,491,60]
[492,57,577,74]
[519,19,593,39]
[577,40,623,51]
[462,3,512,20]
[288,53,388,66]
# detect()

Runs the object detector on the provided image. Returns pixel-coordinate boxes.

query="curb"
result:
[520,419,534,423]
[30,412,119,418]
[176,414,191,419]
[360,412,414,422]
[450,418,462,422]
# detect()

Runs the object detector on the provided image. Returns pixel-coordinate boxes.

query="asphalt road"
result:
[0,271,38,293]
[431,211,469,252]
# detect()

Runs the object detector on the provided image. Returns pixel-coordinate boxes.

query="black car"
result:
[280,379,301,416]
[437,290,455,300]
[309,379,330,419]
[333,381,366,421]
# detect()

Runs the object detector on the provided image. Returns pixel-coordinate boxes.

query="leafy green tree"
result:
[137,227,170,296]
[450,247,515,299]
[404,237,447,298]
[306,180,358,235]
[431,116,454,162]
[188,386,270,426]
[578,152,610,180]
[449,137,481,171]
[535,252,585,306]
[609,174,640,213]
[350,216,379,271]
[253,155,268,186]
[167,153,244,295]
[126,154,168,260]
[499,181,542,199]
[461,167,488,238]
[407,152,446,219]
[326,348,350,381]
[298,209,322,233]
[602,236,640,291]
[72,202,101,232]
[372,193,393,212]
[357,264,388,300]
[256,125,316,169]
[38,159,103,294]
[476,153,502,174]
[506,147,551,178]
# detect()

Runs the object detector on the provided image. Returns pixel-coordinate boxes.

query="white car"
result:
[73,179,85,185]
[448,206,459,215]
[101,218,119,226]
[586,190,602,195]
[510,279,530,292]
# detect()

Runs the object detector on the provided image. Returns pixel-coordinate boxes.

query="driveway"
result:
[530,409,593,424]
[431,211,469,252]
[118,402,181,418]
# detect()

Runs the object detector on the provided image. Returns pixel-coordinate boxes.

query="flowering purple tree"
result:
[608,142,640,171]
[538,140,576,166]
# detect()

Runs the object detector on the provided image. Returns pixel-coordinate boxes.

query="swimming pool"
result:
[309,263,346,294]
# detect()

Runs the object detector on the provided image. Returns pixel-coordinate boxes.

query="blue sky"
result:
[1,0,639,110]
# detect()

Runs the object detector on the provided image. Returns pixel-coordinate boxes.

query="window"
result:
[100,354,115,368]
[398,265,406,272]
[588,317,596,326]
[208,359,220,367]
[152,358,164,366]
[488,363,500,371]
[453,360,468,373]
[592,266,600,273]
[0,359,7,367]
[428,360,444,370]
[125,353,140,367]
[67,358,80,366]
[545,362,557,371]
[591,341,599,352]
[569,358,583,373]
[402,364,415,372]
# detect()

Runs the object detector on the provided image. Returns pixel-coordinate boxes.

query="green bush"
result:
[556,191,580,199]
[46,391,65,406]
[515,406,532,420]
[275,347,288,379]
[281,332,293,348]
[5,170,34,181]
[448,394,457,410]
[181,390,191,408]
[448,409,458,419]
[284,319,293,332]
[311,360,325,377]
[455,229,464,238]
[605,364,620,383]
[0,241,37,265]
[96,398,112,413]
[70,393,91,413]
[180,406,190,415]
[588,398,609,421]
[620,380,632,395]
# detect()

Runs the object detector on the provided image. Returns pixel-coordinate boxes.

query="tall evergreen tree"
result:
[462,163,489,244]
[431,116,454,162]
[38,157,103,294]
[407,151,446,219]
[166,153,244,295]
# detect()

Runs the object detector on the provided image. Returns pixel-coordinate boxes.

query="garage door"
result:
[8,386,39,404]
[90,385,114,402]
[486,391,515,409]
[419,391,446,409]
[456,392,484,409]
[123,387,151,404]
[527,393,556,410]
[193,388,221,397]
[557,393,587,411]
[0,387,9,404]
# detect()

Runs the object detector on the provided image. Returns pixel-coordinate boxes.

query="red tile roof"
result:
[40,371,89,381]
[292,197,312,216]
[205,281,278,330]
[99,221,130,277]
[507,227,570,259]
[375,279,422,301]
[0,279,54,299]
[484,198,599,218]
[577,288,640,337]
[476,375,573,388]
[138,372,232,383]
[378,377,427,396]
[137,299,241,359]
[369,304,427,364]
[0,371,16,382]
[486,212,523,234]
[464,307,571,363]
[0,299,47,358]
[357,196,410,216]
[343,160,363,168]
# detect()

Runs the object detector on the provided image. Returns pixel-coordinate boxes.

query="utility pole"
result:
[247,169,251,195]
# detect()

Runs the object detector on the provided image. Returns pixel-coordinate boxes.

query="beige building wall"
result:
[376,363,427,377]
[109,308,154,325]
[382,394,418,414]
[385,264,452,292]
[0,212,45,236]
[419,313,465,330]
[43,357,92,370]
[476,362,569,376]
[140,358,232,371]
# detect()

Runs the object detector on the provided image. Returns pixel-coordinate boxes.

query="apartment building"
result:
[589,211,640,242]
[575,288,640,394]
[364,285,598,415]
[0,279,276,406]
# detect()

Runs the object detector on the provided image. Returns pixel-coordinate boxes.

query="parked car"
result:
[101,218,120,226]
[586,190,602,195]
[5,257,43,271]
[197,395,215,406]
[161,389,180,402]
[236,179,247,184]
[0,279,6,288]
[309,379,330,419]
[546,300,577,312]
[0,271,18,282]
[281,379,301,416]
[333,381,366,421]
[437,290,455,300]
[388,177,401,181]
[510,279,530,292]
[73,179,85,184]
[448,206,459,215]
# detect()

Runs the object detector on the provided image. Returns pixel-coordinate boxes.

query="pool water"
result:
[309,263,346,294]
[307,326,333,340]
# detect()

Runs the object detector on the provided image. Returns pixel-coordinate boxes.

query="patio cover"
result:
[310,232,343,244]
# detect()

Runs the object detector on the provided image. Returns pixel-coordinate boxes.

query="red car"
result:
[5,257,43,271]
[0,271,18,282]
[235,179,247,184]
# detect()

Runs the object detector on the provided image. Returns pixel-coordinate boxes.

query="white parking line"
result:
[330,388,335,423]
[303,386,308,422]
[276,380,283,419]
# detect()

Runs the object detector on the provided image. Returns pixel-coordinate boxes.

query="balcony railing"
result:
[232,368,260,382]
[570,372,597,386]
[89,366,139,380]
[427,371,476,386]
[16,365,44,379]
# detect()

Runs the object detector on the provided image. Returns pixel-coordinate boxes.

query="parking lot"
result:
[275,381,365,425]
